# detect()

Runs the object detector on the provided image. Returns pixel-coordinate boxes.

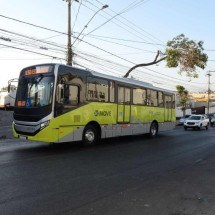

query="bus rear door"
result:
[117,86,131,123]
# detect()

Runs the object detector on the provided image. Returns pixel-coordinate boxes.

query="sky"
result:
[0,0,215,92]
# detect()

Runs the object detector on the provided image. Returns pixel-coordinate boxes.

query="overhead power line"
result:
[0,12,211,92]
[0,28,65,49]
[85,34,165,46]
[83,0,164,46]
[0,14,68,36]
[0,43,64,60]
[0,15,135,67]
[72,0,83,31]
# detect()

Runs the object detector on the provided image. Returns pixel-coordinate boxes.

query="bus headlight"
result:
[40,121,50,130]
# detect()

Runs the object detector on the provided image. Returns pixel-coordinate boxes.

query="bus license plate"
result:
[19,135,27,140]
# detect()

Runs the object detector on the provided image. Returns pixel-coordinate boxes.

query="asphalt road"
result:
[0,113,215,214]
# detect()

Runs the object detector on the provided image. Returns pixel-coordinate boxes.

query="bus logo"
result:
[94,110,111,117]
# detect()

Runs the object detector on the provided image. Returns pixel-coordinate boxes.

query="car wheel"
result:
[82,124,99,146]
[184,126,187,130]
[198,124,202,130]
[149,122,158,137]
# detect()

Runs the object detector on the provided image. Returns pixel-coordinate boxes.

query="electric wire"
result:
[0,23,210,91]
[0,13,212,92]
[72,0,83,31]
[0,43,65,60]
[80,2,163,48]
[94,0,165,45]
[83,0,164,47]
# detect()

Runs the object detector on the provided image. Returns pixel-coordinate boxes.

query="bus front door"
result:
[117,87,131,123]
[164,95,172,121]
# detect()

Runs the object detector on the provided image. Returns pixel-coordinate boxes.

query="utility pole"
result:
[206,71,215,114]
[63,0,72,65]
[63,1,108,65]
[207,71,211,114]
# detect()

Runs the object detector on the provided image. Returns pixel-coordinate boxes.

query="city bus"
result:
[13,63,176,145]
[0,78,18,110]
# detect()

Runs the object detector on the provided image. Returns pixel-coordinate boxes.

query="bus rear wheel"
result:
[149,122,158,137]
[82,125,99,146]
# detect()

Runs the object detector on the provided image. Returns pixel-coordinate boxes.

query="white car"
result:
[184,114,209,130]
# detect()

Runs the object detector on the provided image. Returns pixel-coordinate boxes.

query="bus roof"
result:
[66,64,174,95]
[75,65,174,95]
[90,70,174,94]
[22,63,175,95]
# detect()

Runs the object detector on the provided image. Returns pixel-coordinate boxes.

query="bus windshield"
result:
[16,75,54,107]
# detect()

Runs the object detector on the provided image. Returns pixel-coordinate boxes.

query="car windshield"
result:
[16,74,54,107]
[189,116,201,120]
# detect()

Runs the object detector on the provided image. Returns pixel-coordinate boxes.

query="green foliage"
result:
[176,85,190,113]
[166,34,208,78]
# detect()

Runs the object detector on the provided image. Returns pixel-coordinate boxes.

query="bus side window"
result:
[172,94,175,108]
[55,84,79,116]
[125,88,131,105]
[118,86,130,104]
[118,87,124,104]
[87,77,109,102]
[151,90,158,107]
[110,81,115,102]
[62,84,79,106]
[146,89,151,106]
[133,88,146,105]
[158,91,164,107]
[69,85,79,105]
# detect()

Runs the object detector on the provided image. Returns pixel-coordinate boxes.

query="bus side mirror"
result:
[8,84,11,93]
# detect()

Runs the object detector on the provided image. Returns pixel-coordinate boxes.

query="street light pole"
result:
[63,0,72,65]
[72,4,109,46]
[63,1,108,65]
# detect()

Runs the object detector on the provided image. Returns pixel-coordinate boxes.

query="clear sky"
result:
[0,0,215,92]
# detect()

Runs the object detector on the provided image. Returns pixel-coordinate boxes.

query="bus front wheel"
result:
[82,125,99,146]
[149,122,158,137]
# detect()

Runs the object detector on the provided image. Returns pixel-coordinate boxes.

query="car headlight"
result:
[40,121,50,130]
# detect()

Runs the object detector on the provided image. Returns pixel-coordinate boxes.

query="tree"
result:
[124,34,208,78]
[176,85,189,117]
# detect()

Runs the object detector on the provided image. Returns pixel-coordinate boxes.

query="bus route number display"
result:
[24,66,50,76]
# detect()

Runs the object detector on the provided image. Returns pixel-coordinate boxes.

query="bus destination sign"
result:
[24,66,50,76]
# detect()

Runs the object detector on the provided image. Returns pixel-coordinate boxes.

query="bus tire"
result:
[82,124,99,146]
[149,122,158,137]
[198,124,202,130]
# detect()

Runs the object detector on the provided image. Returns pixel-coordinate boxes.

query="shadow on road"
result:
[13,133,167,156]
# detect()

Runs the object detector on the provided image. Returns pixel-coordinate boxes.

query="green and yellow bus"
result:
[13,63,175,145]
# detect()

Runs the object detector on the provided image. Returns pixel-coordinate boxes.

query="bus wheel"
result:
[82,125,99,146]
[149,122,158,137]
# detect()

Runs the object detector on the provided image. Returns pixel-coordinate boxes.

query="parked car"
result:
[184,114,209,130]
[210,116,215,126]
[207,113,214,119]
[178,115,191,125]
